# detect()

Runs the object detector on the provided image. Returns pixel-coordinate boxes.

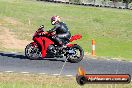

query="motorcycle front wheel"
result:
[67,44,84,63]
[25,43,42,60]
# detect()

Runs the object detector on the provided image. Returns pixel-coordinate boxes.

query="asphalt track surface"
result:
[0,52,132,76]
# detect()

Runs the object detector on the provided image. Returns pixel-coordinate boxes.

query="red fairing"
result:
[66,44,74,47]
[69,34,82,42]
[30,42,38,47]
[33,37,54,58]
[30,42,36,45]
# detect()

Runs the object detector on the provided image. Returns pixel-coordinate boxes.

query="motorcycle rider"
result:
[48,16,71,48]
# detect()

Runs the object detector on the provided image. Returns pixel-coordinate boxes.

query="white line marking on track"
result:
[5,71,13,73]
[130,61,132,63]
[65,75,73,77]
[21,72,29,74]
[11,52,17,53]
[117,59,122,62]
[107,59,111,60]
[39,73,46,75]
[52,74,60,76]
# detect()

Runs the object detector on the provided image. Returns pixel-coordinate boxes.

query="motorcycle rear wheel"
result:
[67,44,84,63]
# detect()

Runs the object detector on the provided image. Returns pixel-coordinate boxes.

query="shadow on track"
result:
[0,52,65,62]
[0,52,26,59]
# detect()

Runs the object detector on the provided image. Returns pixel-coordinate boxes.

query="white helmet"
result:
[51,16,61,25]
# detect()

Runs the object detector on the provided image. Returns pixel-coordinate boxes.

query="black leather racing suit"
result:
[48,22,71,46]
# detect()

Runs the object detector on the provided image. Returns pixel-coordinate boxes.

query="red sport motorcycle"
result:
[25,25,84,63]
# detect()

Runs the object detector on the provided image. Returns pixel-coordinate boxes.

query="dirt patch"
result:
[4,17,22,25]
[0,26,29,50]
[0,18,6,26]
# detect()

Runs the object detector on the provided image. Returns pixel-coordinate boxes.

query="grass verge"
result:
[0,0,131,60]
[0,73,132,88]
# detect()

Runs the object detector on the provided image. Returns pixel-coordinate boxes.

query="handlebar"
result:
[39,25,44,29]
[38,25,44,32]
[34,25,55,37]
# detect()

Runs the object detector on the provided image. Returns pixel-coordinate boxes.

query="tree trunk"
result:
[113,0,116,7]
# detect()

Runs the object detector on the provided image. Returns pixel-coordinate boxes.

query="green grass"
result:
[1,82,132,88]
[0,73,132,88]
[0,0,132,60]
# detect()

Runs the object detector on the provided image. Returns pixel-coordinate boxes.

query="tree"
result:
[110,0,132,8]
[123,0,132,8]
[111,0,118,7]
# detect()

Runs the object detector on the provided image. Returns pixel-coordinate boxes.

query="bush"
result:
[69,0,82,4]
[128,2,132,9]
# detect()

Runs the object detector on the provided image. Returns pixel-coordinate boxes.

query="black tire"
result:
[67,44,84,63]
[25,43,41,60]
[25,44,31,58]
